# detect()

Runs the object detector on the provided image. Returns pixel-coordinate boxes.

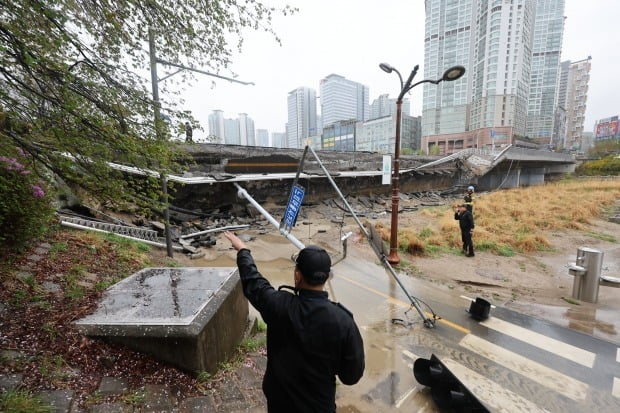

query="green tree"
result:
[0,0,293,208]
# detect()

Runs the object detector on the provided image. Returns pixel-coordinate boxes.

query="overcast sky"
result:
[178,0,619,140]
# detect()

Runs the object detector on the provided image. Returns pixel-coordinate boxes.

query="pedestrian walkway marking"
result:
[402,349,421,362]
[395,386,417,409]
[613,377,620,399]
[460,295,497,308]
[441,358,551,413]
[480,316,595,368]
[337,274,470,334]
[459,334,589,401]
[616,347,620,363]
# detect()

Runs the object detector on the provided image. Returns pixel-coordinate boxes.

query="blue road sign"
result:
[282,184,305,231]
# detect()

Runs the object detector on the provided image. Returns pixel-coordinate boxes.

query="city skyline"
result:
[180,0,618,142]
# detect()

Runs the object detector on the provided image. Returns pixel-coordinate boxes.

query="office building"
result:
[320,74,369,128]
[322,120,357,151]
[287,87,317,149]
[357,114,421,154]
[369,94,410,120]
[526,0,566,143]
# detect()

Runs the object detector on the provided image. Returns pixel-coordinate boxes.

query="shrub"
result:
[0,150,55,251]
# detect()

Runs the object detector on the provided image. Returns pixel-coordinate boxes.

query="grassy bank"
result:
[390,179,620,256]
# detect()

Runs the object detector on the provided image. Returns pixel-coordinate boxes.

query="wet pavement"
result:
[4,236,620,412]
[204,230,620,412]
[325,245,620,412]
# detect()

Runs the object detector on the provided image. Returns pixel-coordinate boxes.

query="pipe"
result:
[180,225,250,239]
[233,183,305,250]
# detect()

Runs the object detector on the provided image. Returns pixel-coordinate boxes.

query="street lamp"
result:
[380,63,465,264]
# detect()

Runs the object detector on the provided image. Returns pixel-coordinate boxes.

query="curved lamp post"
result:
[380,63,466,264]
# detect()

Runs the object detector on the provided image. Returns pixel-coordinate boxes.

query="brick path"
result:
[0,350,268,412]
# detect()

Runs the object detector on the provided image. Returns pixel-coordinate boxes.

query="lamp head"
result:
[442,65,466,81]
[379,63,394,73]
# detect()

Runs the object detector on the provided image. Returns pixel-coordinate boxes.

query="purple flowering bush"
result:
[0,152,55,251]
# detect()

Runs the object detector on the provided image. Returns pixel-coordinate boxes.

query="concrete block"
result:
[75,267,248,374]
[179,396,216,412]
[37,389,74,413]
[141,384,177,412]
[89,402,133,413]
[97,376,128,395]
[0,373,22,392]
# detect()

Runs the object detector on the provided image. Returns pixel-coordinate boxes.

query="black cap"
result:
[296,245,331,285]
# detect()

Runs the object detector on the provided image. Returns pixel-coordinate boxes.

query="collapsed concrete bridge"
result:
[170,144,576,212]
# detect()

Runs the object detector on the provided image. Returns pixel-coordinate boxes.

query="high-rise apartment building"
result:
[422,0,564,155]
[552,59,570,148]
[563,57,591,150]
[369,94,411,120]
[526,0,565,142]
[286,87,317,149]
[255,129,270,147]
[224,118,240,145]
[208,110,255,145]
[271,132,287,148]
[320,74,369,128]
[238,113,255,146]
[207,110,225,144]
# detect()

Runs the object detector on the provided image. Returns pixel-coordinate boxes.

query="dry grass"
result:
[390,179,620,256]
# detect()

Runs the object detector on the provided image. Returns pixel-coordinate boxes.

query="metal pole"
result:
[307,146,434,327]
[233,183,306,250]
[149,27,173,258]
[388,99,403,264]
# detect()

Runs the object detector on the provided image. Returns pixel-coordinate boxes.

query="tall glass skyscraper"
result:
[286,87,317,149]
[319,74,369,128]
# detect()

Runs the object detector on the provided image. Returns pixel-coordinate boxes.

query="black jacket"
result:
[455,210,475,231]
[236,249,365,413]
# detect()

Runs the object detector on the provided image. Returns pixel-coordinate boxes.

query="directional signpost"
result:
[281,184,305,232]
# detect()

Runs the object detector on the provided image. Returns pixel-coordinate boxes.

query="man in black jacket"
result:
[455,204,475,257]
[224,231,365,413]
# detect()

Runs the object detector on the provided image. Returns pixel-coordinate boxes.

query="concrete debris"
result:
[189,251,206,260]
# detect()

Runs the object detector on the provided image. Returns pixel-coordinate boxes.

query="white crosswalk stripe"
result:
[442,358,551,413]
[459,334,589,401]
[480,316,595,368]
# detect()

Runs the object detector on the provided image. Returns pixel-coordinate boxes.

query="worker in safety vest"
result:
[464,186,475,213]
